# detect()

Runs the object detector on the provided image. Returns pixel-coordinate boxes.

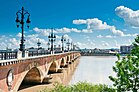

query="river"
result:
[69,56,117,86]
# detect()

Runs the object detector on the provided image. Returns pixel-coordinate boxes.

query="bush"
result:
[40,82,115,92]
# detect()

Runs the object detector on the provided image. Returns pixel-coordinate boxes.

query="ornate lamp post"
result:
[16,7,31,57]
[72,44,76,51]
[66,39,70,52]
[71,42,73,51]
[61,35,66,52]
[47,41,50,51]
[37,39,41,50]
[48,29,56,54]
[37,39,41,55]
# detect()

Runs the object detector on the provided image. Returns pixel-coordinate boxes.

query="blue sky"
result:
[0,0,139,49]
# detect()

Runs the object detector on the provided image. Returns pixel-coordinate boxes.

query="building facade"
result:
[120,45,132,54]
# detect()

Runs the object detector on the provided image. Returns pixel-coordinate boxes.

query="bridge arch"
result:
[60,58,66,68]
[13,62,44,92]
[70,55,73,61]
[48,61,58,74]
[21,67,43,84]
[72,54,74,62]
[18,67,43,91]
[67,55,70,63]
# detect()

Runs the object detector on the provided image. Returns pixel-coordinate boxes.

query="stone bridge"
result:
[0,52,80,92]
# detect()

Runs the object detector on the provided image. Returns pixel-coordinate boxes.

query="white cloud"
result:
[0,28,77,50]
[25,34,48,48]
[75,39,96,49]
[9,38,19,46]
[63,34,72,42]
[97,35,103,38]
[75,42,87,49]
[55,27,81,33]
[73,19,87,24]
[16,33,22,37]
[73,18,125,36]
[101,41,109,47]
[115,6,139,27]
[114,40,119,48]
[97,35,115,38]
[105,35,114,38]
[33,27,50,36]
[55,35,61,39]
[0,32,50,50]
[33,27,81,35]
[82,29,92,33]
[124,33,138,37]
[0,36,21,49]
[128,39,133,44]
[26,34,39,38]
[109,26,124,36]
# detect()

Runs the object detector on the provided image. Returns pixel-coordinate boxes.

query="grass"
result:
[40,82,115,92]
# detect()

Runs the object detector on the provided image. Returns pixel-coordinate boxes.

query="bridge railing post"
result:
[1,53,4,60]
[0,53,1,60]
[32,51,33,56]
[17,51,22,59]
[25,50,29,58]
[4,52,7,60]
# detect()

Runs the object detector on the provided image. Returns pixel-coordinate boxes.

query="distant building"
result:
[92,48,111,54]
[27,47,47,52]
[81,48,119,54]
[120,45,132,54]
[81,48,91,53]
[54,45,61,52]
[0,49,13,52]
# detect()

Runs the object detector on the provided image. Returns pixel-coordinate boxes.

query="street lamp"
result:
[37,39,41,55]
[47,41,50,51]
[71,42,73,51]
[61,35,66,52]
[16,7,31,57]
[48,29,56,54]
[66,39,70,52]
[37,39,41,49]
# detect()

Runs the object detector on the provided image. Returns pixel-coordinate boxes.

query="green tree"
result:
[109,35,139,92]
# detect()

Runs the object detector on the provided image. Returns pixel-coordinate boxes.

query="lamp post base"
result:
[51,51,54,54]
[22,50,25,57]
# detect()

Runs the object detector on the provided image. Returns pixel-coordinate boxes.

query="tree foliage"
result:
[109,36,139,92]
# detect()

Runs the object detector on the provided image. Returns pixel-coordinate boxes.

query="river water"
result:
[69,56,117,86]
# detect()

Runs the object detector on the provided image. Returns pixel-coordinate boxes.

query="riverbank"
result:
[81,52,116,56]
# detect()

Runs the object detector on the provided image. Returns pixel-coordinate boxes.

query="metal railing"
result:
[28,50,66,56]
[0,50,79,60]
[0,51,17,60]
[28,51,51,56]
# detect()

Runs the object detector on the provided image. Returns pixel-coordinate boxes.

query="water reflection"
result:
[69,56,117,85]
[49,59,80,85]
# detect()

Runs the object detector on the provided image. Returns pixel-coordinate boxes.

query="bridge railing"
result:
[28,50,65,56]
[0,50,66,60]
[28,51,51,56]
[0,50,80,60]
[0,51,17,60]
